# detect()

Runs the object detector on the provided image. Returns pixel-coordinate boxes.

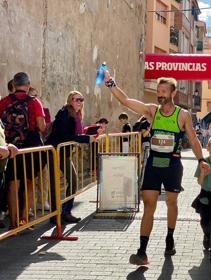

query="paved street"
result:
[0,149,211,280]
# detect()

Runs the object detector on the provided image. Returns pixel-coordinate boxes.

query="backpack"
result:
[1,94,33,146]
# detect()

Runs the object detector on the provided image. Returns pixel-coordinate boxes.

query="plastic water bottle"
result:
[95,62,107,85]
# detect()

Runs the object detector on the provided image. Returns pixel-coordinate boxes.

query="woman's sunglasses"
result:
[72,97,84,102]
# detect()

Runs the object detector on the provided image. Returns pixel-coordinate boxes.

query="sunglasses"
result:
[72,97,84,102]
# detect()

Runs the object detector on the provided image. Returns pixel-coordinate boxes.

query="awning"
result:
[144,53,211,80]
[201,112,211,124]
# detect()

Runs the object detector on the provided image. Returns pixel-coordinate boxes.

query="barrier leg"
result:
[41,223,78,241]
[41,151,78,241]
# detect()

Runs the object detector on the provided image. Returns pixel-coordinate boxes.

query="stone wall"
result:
[0,0,146,129]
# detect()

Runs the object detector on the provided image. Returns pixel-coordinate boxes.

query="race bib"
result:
[151,134,174,153]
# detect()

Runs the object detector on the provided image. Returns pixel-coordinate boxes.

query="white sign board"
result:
[98,155,138,211]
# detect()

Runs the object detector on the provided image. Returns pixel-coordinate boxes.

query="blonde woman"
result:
[47,91,95,223]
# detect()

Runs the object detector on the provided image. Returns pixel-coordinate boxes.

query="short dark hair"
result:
[13,72,30,86]
[97,118,109,124]
[118,112,128,120]
[157,77,177,93]
[7,79,14,92]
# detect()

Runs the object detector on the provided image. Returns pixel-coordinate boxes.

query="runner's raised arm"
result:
[104,70,156,122]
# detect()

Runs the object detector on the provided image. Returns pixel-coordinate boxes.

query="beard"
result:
[157,96,171,105]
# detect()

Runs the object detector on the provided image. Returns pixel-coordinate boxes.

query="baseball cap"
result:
[13,72,30,86]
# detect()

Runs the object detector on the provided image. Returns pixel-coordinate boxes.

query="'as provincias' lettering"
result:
[145,61,207,72]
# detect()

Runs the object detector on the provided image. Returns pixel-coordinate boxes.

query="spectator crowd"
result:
[1,72,143,231]
[195,121,211,148]
[1,69,211,271]
[2,71,207,241]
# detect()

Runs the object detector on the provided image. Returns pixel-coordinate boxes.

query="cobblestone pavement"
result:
[0,149,211,280]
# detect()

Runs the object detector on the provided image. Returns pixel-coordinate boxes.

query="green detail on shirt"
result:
[152,157,170,168]
[151,106,180,133]
[200,197,209,205]
[194,157,211,204]
[150,105,183,168]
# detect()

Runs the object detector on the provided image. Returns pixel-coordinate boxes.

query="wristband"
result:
[198,158,206,164]
[105,78,116,88]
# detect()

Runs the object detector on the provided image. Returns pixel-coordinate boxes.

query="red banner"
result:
[144,53,211,80]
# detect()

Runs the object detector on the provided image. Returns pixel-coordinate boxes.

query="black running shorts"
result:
[142,162,183,193]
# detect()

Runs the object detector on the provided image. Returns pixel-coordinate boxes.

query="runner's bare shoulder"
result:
[178,108,190,131]
[147,103,158,122]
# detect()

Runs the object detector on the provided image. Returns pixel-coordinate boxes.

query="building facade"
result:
[197,36,211,122]
[145,0,205,119]
[0,0,147,128]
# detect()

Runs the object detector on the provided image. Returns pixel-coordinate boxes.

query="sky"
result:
[198,1,211,34]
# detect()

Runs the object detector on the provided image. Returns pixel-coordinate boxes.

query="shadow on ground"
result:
[72,212,134,232]
[157,256,174,280]
[127,266,148,280]
[188,250,211,280]
[0,222,68,280]
[126,256,174,280]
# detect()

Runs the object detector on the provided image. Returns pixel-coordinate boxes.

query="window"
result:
[155,0,167,24]
[207,102,211,112]
[197,40,203,51]
[193,96,200,107]
[170,26,179,46]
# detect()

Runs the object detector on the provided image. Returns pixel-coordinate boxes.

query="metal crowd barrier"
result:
[89,132,141,178]
[0,132,142,241]
[0,145,59,240]
[98,132,141,154]
[56,142,96,211]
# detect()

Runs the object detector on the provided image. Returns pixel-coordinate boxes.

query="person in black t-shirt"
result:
[133,116,150,148]
[118,112,131,153]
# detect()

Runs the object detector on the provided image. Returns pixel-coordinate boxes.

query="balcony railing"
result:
[170,26,179,46]
[155,12,167,24]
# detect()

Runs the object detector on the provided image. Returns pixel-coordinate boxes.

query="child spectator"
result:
[96,118,109,133]
[193,137,211,250]
[118,112,131,153]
